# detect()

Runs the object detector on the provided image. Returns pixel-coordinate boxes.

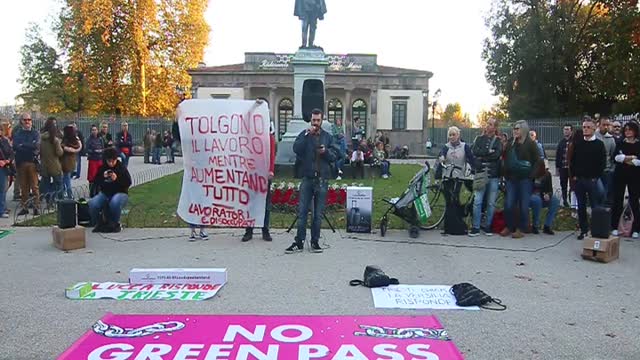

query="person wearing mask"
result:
[286,109,339,254]
[115,122,133,168]
[39,117,63,208]
[595,117,616,205]
[89,147,132,233]
[502,120,542,239]
[61,124,82,199]
[469,118,502,237]
[86,125,105,197]
[555,124,573,207]
[611,121,640,239]
[570,117,606,240]
[0,125,14,218]
[529,168,559,235]
[242,120,276,242]
[438,126,475,235]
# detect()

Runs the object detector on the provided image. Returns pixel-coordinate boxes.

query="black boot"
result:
[262,228,272,242]
[242,228,253,242]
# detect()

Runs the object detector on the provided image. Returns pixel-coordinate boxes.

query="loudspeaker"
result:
[302,79,324,122]
[77,198,91,226]
[591,207,611,239]
[57,199,77,229]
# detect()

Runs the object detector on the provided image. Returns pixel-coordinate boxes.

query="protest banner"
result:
[58,314,464,359]
[372,285,480,310]
[65,282,224,301]
[176,99,271,227]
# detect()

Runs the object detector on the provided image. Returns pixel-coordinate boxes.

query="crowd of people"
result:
[437,115,640,240]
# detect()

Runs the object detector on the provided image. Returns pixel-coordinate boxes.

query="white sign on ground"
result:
[372,285,480,310]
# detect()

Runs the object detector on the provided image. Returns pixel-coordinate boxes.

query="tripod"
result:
[286,197,337,233]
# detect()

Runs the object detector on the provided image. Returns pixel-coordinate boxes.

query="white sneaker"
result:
[611,230,619,236]
[338,170,343,175]
[336,176,342,180]
[633,232,639,239]
[382,174,389,179]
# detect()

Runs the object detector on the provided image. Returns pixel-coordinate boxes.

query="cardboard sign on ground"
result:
[65,282,224,301]
[58,314,464,359]
[372,285,480,310]
[582,236,620,263]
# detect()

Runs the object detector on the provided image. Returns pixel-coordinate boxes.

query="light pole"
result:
[431,88,441,146]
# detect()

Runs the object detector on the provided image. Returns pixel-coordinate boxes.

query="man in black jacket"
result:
[555,124,573,207]
[570,118,606,239]
[469,118,503,236]
[89,148,132,232]
[115,122,133,168]
[285,109,340,254]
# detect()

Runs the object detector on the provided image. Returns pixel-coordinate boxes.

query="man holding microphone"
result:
[285,109,340,254]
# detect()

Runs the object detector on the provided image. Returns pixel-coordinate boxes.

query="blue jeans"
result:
[600,171,613,205]
[296,177,328,243]
[74,154,82,177]
[380,161,390,176]
[89,192,129,224]
[0,168,7,215]
[472,178,499,230]
[530,193,560,228]
[505,178,533,232]
[63,172,72,198]
[152,148,161,164]
[119,153,129,168]
[575,178,602,234]
[40,174,63,203]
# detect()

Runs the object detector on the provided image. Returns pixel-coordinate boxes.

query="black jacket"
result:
[570,137,605,179]
[555,137,571,169]
[293,128,340,179]
[86,135,105,161]
[95,161,132,196]
[471,134,502,178]
[116,131,133,155]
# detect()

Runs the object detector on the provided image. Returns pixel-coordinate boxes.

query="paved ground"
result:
[1,157,183,227]
[0,226,638,359]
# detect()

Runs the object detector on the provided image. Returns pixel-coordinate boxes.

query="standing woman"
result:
[86,125,104,197]
[611,121,640,238]
[0,125,14,218]
[61,124,82,199]
[39,117,64,205]
[501,120,542,238]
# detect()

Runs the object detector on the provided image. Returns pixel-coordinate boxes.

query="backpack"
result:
[444,199,467,235]
[491,210,506,234]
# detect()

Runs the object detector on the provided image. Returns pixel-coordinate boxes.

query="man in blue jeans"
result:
[570,117,606,240]
[529,169,559,235]
[89,148,132,233]
[469,118,503,236]
[286,109,340,254]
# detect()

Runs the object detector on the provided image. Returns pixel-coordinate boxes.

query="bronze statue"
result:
[294,0,327,48]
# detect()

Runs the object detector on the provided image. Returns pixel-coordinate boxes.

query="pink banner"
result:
[59,314,464,359]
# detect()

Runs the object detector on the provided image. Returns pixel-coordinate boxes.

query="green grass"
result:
[21,164,577,231]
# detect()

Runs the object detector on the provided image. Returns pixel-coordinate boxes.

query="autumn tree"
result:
[20,0,210,117]
[483,0,640,118]
[477,96,510,128]
[441,103,472,128]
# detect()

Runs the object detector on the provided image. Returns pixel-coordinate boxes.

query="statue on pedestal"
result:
[294,0,327,48]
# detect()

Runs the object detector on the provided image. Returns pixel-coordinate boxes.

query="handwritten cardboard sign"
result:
[176,99,271,227]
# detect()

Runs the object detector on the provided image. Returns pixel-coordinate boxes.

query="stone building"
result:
[188,53,432,154]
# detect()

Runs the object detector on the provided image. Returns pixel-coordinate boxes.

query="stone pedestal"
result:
[275,48,330,166]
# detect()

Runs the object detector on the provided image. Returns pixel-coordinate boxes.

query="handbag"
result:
[349,265,399,288]
[450,282,506,310]
[506,140,531,178]
[618,203,633,237]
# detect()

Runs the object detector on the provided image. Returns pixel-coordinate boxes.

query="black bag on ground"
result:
[350,266,399,288]
[451,282,506,311]
[444,201,467,235]
[591,207,611,239]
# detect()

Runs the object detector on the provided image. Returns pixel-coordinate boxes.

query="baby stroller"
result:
[379,162,432,238]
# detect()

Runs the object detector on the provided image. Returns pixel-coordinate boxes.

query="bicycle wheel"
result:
[419,184,446,230]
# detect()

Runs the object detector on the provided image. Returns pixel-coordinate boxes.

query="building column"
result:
[243,86,251,100]
[344,88,353,140]
[369,89,378,139]
[269,87,277,128]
